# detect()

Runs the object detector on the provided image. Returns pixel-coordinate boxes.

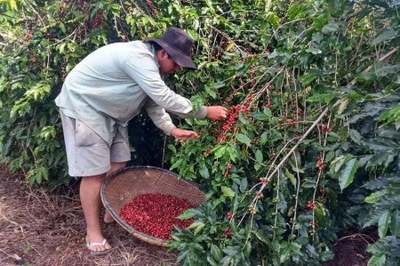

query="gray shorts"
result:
[60,111,131,177]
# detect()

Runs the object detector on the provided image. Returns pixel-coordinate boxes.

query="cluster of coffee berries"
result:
[146,0,157,14]
[119,193,193,239]
[247,205,256,215]
[216,93,253,142]
[315,153,325,170]
[306,200,315,209]
[201,147,212,157]
[286,118,298,127]
[223,227,232,236]
[315,160,325,170]
[259,177,268,184]
[91,10,104,28]
[255,191,264,199]
[321,124,331,134]
[216,104,242,141]
[223,162,233,177]
[23,29,34,42]
[226,212,234,220]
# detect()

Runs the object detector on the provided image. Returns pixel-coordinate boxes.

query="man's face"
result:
[157,49,181,74]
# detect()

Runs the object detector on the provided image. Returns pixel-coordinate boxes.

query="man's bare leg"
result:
[103,162,127,224]
[80,173,111,252]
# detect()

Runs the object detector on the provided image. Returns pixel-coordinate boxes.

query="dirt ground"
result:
[0,166,178,266]
[327,230,375,266]
[0,166,373,266]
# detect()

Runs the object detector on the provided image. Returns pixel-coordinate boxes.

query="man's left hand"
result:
[171,128,200,140]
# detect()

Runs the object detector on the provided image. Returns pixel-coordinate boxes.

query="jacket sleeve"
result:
[122,50,207,119]
[144,99,176,135]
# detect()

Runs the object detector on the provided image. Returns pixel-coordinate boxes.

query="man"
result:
[55,27,228,255]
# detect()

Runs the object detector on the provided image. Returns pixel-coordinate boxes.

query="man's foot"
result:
[85,236,112,255]
[103,210,115,224]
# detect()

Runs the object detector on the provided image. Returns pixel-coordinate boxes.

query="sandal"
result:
[86,237,111,256]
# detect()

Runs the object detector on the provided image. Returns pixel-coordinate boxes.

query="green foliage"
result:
[1,0,400,264]
[380,102,400,128]
[0,0,166,186]
[165,0,400,265]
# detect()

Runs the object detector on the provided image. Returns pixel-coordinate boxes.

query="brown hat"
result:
[145,27,196,70]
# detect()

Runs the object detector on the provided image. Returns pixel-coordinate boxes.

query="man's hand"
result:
[171,128,200,140]
[206,106,229,121]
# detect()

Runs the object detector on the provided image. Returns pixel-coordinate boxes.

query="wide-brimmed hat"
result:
[145,27,196,70]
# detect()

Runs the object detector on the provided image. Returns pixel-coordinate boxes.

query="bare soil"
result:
[327,229,376,266]
[0,166,374,266]
[0,166,177,266]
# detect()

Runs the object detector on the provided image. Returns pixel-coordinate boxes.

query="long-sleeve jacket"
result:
[55,41,207,145]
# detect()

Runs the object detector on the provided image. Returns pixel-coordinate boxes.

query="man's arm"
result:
[144,99,199,140]
[144,99,176,135]
[123,51,204,117]
[123,49,228,120]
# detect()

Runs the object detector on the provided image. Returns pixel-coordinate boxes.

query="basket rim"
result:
[100,165,202,247]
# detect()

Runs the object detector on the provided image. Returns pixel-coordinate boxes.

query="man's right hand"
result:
[206,106,229,121]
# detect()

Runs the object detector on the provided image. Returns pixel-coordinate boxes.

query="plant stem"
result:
[261,106,329,190]
[289,152,301,240]
[348,47,399,87]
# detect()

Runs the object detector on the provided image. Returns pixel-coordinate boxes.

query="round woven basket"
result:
[100,166,205,247]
